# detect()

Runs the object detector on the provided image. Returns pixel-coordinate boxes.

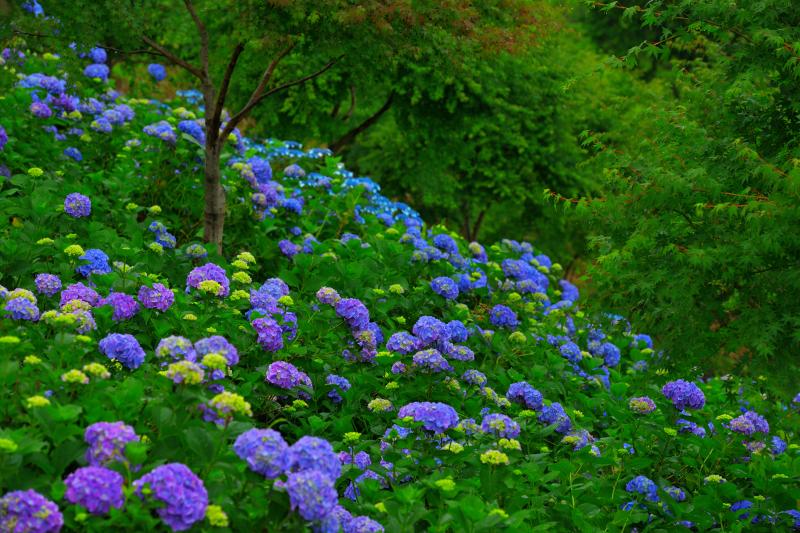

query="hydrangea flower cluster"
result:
[137,283,174,312]
[186,263,230,297]
[0,489,63,533]
[234,428,290,478]
[398,402,459,434]
[134,463,208,531]
[64,192,91,218]
[99,333,146,369]
[84,421,139,466]
[662,380,706,410]
[64,466,125,515]
[266,361,312,395]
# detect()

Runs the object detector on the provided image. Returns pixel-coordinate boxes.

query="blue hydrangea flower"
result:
[99,333,146,369]
[729,410,769,436]
[195,335,239,366]
[84,63,109,81]
[288,436,341,480]
[147,63,167,81]
[559,342,582,364]
[155,335,196,362]
[335,298,370,331]
[412,316,448,345]
[430,276,459,300]
[30,101,52,118]
[4,297,39,320]
[446,320,469,343]
[598,342,621,367]
[412,348,453,373]
[233,428,290,478]
[285,469,338,521]
[538,403,571,433]
[64,146,82,161]
[506,382,544,410]
[77,249,112,277]
[625,475,659,502]
[489,305,518,329]
[662,380,705,410]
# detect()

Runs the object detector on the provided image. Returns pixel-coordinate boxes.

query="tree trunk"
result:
[470,209,487,242]
[203,144,225,254]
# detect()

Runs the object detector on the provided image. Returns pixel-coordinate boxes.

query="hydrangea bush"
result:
[0,43,798,532]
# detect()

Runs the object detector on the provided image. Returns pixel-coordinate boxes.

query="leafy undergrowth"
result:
[0,47,799,533]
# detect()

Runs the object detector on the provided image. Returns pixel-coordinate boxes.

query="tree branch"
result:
[219,52,342,146]
[183,0,209,77]
[329,91,394,153]
[343,83,357,121]
[208,42,245,143]
[142,35,202,79]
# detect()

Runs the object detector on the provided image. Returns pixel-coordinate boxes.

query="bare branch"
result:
[142,35,203,79]
[183,0,209,77]
[11,28,160,57]
[343,83,356,121]
[208,42,246,140]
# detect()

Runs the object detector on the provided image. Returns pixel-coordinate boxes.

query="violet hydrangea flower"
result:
[64,466,125,515]
[194,335,239,366]
[397,402,459,434]
[335,298,370,331]
[155,336,196,362]
[64,192,91,218]
[134,463,208,531]
[0,489,63,533]
[84,421,140,466]
[430,276,459,300]
[662,379,705,410]
[288,436,341,480]
[3,297,39,320]
[34,273,62,296]
[100,292,140,321]
[137,283,174,312]
[506,382,543,410]
[266,361,312,391]
[186,263,230,297]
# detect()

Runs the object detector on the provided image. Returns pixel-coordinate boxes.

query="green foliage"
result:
[571,0,800,385]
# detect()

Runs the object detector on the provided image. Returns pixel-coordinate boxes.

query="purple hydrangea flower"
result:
[30,101,52,118]
[335,298,370,331]
[34,273,62,296]
[506,382,544,410]
[386,331,420,354]
[288,436,341,480]
[4,297,39,320]
[147,63,167,81]
[285,469,338,521]
[99,333,146,369]
[538,403,571,433]
[397,402,459,434]
[84,421,140,466]
[662,380,705,410]
[0,489,63,533]
[60,282,99,306]
[186,263,230,297]
[345,516,385,533]
[316,286,341,305]
[64,192,91,217]
[266,361,312,391]
[442,342,474,361]
[481,413,521,438]
[462,369,487,387]
[412,349,453,373]
[629,396,657,415]
[100,292,139,321]
[252,317,284,352]
[64,466,124,515]
[430,277,459,300]
[729,411,769,436]
[278,239,301,258]
[134,463,208,531]
[233,428,290,478]
[489,304,519,329]
[137,283,174,312]
[0,125,7,151]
